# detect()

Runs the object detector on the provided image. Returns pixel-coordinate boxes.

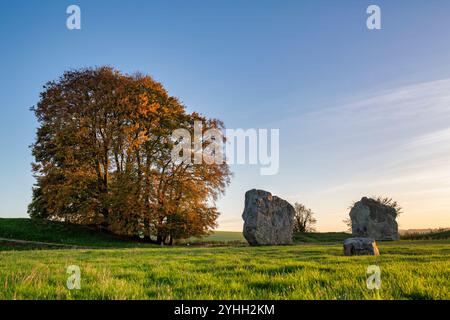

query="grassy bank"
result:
[0,218,349,248]
[0,218,244,248]
[0,218,142,248]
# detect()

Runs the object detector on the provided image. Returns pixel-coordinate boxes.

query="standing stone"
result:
[349,197,399,241]
[343,237,380,256]
[242,189,295,245]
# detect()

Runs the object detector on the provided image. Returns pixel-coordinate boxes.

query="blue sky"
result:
[1,0,450,231]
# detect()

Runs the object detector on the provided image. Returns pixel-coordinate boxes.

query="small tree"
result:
[372,196,402,217]
[293,202,317,233]
[343,217,352,232]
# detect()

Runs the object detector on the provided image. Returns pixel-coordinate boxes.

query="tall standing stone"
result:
[242,189,295,245]
[349,197,399,241]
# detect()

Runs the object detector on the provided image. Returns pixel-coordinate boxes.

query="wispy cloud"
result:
[322,78,450,115]
[219,78,450,231]
[404,127,450,149]
[281,78,450,229]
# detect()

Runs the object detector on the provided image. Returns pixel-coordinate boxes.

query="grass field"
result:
[0,240,449,299]
[0,219,449,300]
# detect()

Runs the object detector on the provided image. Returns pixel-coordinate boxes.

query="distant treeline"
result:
[401,229,450,240]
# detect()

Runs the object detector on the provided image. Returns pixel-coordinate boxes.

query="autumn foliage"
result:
[29,67,231,244]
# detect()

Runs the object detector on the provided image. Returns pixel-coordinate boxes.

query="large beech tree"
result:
[29,67,231,244]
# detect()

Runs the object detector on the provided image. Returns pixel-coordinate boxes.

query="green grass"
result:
[184,231,246,245]
[0,219,246,248]
[293,232,350,243]
[195,231,245,242]
[1,219,448,300]
[0,240,448,300]
[0,219,349,247]
[0,219,247,247]
[194,231,351,244]
[0,218,153,248]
